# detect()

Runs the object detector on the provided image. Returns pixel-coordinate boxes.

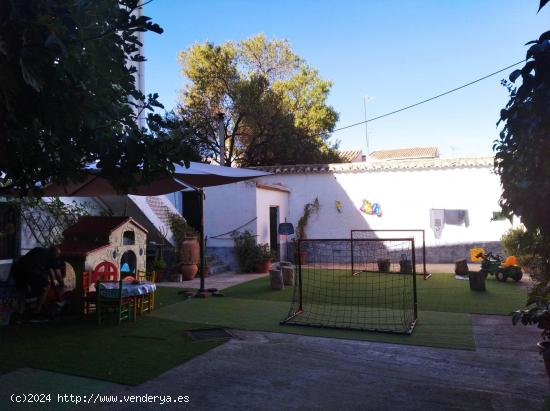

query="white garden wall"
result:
[253,158,514,262]
[258,167,510,246]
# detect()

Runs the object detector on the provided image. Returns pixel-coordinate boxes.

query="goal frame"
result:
[351,229,431,279]
[281,237,418,335]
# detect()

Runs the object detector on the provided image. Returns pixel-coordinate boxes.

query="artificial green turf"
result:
[0,289,223,385]
[149,272,528,351]
[224,272,527,315]
[0,316,221,386]
[152,294,475,350]
[154,286,193,308]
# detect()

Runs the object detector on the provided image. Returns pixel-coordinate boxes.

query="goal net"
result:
[281,238,418,334]
[351,229,429,279]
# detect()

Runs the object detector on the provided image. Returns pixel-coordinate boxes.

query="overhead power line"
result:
[332,60,525,133]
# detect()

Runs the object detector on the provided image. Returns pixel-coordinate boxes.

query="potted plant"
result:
[512,297,550,378]
[232,230,260,273]
[169,213,200,281]
[255,244,275,273]
[295,198,320,264]
[150,258,167,282]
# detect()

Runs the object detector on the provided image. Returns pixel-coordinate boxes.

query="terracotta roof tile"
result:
[370,147,439,160]
[337,150,363,163]
[253,156,493,174]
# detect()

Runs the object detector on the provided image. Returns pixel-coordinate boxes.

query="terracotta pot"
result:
[179,238,200,264]
[179,263,198,281]
[537,341,550,378]
[255,259,271,273]
[294,251,307,265]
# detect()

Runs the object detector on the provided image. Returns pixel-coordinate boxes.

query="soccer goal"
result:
[351,229,430,279]
[281,238,418,335]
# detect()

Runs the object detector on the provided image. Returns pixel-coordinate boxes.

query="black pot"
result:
[468,271,486,292]
[400,260,412,274]
[377,259,390,273]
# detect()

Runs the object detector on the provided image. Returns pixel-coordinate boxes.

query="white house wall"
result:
[204,181,257,250]
[255,187,290,259]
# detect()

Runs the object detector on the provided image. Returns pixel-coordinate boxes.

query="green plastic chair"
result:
[96,279,135,325]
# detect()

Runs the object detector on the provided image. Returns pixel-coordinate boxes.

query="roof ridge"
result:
[252,156,494,174]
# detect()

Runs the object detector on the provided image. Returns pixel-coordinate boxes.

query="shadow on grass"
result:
[0,288,223,386]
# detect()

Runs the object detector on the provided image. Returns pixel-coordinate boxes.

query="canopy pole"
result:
[198,187,206,293]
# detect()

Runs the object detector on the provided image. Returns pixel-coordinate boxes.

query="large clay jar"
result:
[179,237,200,264]
[179,263,198,281]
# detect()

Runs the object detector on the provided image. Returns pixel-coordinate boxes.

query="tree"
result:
[177,34,340,166]
[495,0,550,296]
[0,0,196,195]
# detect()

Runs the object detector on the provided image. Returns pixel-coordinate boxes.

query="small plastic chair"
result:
[96,279,135,325]
[82,271,96,315]
[136,270,156,314]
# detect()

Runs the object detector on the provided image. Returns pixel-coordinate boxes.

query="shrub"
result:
[232,231,273,273]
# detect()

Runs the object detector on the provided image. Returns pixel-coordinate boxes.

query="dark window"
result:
[123,230,135,245]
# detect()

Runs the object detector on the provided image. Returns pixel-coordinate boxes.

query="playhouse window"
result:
[123,231,135,245]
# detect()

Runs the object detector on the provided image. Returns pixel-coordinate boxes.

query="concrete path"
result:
[158,272,268,291]
[75,315,548,411]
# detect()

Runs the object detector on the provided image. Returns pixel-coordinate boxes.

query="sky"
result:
[143,0,549,158]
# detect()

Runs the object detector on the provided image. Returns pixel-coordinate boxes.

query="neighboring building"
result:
[337,150,364,163]
[369,146,439,161]
[203,155,513,268]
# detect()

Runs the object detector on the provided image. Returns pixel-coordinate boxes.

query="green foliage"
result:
[296,198,320,239]
[512,298,550,340]
[231,230,273,273]
[12,197,92,247]
[168,213,199,248]
[501,226,542,265]
[149,258,167,272]
[0,0,197,195]
[257,243,276,261]
[495,18,550,301]
[177,34,341,166]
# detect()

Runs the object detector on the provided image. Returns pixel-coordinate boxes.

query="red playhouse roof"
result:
[59,242,110,257]
[63,216,148,238]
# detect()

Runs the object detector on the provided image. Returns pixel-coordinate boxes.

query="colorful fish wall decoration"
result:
[360,200,382,217]
[335,200,342,213]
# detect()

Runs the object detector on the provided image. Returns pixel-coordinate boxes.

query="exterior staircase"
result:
[206,255,231,275]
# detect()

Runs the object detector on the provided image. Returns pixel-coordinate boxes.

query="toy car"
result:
[477,251,523,282]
